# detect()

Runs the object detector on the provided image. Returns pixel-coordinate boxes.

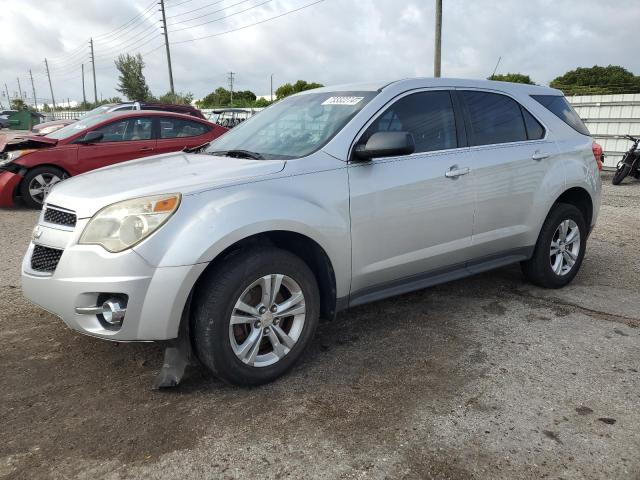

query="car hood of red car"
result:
[46,150,287,218]
[0,134,58,152]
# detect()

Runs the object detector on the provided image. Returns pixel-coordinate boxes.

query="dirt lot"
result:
[1,172,639,479]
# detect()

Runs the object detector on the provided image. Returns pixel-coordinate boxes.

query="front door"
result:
[348,90,476,300]
[76,117,156,172]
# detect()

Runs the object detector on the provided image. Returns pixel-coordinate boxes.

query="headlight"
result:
[79,193,181,252]
[0,149,36,167]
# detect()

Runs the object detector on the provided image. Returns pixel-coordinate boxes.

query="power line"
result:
[170,0,274,33]
[93,0,158,40]
[166,0,198,9]
[168,0,260,28]
[166,0,225,19]
[171,0,324,45]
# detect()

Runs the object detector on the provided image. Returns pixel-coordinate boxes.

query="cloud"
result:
[1,0,639,106]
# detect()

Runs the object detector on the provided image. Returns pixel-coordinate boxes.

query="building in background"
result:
[569,94,640,168]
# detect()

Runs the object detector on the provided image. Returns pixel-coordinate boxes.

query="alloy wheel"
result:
[28,173,63,204]
[549,219,581,276]
[229,274,306,368]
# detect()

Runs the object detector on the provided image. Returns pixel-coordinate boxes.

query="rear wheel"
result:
[612,162,631,185]
[521,203,587,288]
[192,247,320,386]
[20,166,67,209]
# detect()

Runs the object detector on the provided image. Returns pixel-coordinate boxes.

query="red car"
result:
[0,111,227,208]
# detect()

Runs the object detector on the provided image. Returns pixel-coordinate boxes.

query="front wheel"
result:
[612,162,631,185]
[20,166,67,209]
[192,247,320,386]
[521,203,587,288]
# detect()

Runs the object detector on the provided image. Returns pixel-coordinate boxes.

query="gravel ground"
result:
[1,172,639,479]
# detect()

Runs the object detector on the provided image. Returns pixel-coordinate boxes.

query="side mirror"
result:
[354,131,415,160]
[76,131,104,144]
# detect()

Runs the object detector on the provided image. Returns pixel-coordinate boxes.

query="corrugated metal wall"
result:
[568,94,640,168]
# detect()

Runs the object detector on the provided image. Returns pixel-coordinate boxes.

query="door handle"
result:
[445,166,470,178]
[532,151,550,161]
[139,146,154,152]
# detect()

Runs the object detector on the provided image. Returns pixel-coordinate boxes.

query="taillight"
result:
[592,142,603,171]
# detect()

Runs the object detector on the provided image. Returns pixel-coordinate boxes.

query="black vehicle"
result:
[612,135,640,185]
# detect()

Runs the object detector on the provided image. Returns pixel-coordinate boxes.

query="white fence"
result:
[568,94,640,168]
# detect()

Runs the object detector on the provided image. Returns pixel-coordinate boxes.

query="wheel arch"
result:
[554,186,594,229]
[185,230,339,325]
[17,163,71,204]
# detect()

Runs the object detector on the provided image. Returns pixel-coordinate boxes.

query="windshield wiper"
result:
[208,149,264,160]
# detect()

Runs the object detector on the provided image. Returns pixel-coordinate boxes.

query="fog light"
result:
[102,299,126,325]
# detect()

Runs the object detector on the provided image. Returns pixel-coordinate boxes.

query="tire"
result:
[521,203,587,289]
[192,247,320,386]
[612,163,631,185]
[20,166,67,209]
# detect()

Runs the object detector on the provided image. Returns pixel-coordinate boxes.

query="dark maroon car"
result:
[0,110,227,208]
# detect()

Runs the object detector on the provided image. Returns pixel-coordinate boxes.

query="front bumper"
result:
[21,216,206,341]
[0,170,22,207]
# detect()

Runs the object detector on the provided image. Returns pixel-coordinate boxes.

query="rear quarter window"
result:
[531,95,591,136]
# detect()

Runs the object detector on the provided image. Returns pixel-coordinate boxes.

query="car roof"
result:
[300,77,563,96]
[98,110,210,121]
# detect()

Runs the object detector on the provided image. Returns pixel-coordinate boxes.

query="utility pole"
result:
[81,63,86,105]
[434,0,442,78]
[4,83,10,108]
[44,58,57,110]
[270,73,274,102]
[17,77,23,101]
[159,0,175,94]
[228,72,235,105]
[29,70,38,111]
[89,38,98,104]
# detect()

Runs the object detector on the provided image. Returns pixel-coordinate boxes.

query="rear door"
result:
[457,89,555,261]
[155,117,213,155]
[76,117,156,172]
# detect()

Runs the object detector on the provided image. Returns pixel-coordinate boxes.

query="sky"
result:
[1,0,639,107]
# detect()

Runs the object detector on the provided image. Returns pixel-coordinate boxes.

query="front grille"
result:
[31,245,63,272]
[44,207,77,227]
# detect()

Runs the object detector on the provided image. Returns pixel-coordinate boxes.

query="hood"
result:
[46,151,286,218]
[0,134,57,152]
[32,118,75,133]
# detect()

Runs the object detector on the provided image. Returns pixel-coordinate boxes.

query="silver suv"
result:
[21,78,602,386]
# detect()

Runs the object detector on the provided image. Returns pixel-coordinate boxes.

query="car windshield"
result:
[45,114,111,140]
[205,91,378,159]
[80,105,116,118]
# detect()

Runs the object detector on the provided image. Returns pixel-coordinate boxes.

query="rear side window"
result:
[522,109,545,140]
[460,91,527,146]
[159,118,210,139]
[361,91,457,153]
[531,95,591,136]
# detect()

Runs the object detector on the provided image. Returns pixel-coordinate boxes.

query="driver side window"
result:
[92,118,153,142]
[361,91,458,153]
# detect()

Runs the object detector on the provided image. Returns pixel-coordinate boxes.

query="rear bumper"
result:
[0,170,21,207]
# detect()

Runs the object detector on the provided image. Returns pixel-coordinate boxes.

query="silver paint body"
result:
[21,78,602,341]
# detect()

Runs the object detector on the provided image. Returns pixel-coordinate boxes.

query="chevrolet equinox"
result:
[21,78,602,386]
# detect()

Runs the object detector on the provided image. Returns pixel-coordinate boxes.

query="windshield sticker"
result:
[321,96,364,106]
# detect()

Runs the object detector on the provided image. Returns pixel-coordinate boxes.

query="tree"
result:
[197,87,260,108]
[550,65,640,95]
[158,91,194,105]
[488,73,535,85]
[114,53,153,101]
[10,98,28,110]
[254,97,272,108]
[275,80,324,100]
